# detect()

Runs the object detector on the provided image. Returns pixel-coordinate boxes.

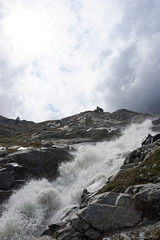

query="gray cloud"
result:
[97,0,160,114]
[0,55,24,118]
[0,0,160,122]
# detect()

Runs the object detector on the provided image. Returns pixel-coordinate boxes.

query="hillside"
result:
[0,109,155,151]
[0,109,160,240]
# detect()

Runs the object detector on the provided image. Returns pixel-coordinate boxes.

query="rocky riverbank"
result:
[39,139,160,240]
[0,109,160,240]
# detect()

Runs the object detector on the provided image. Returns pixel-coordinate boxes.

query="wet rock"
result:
[80,188,91,208]
[0,172,14,190]
[124,149,142,164]
[6,148,73,180]
[142,133,160,146]
[48,222,66,232]
[152,118,160,125]
[0,148,73,206]
[0,190,13,205]
[152,118,160,131]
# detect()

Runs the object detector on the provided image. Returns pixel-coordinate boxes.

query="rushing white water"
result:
[0,120,155,240]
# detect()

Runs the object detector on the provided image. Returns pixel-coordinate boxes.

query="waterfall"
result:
[0,120,155,240]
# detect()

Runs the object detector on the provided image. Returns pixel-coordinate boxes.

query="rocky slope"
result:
[0,108,160,240]
[40,140,160,240]
[0,109,155,150]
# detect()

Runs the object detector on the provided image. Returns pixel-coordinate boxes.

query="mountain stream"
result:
[0,120,156,240]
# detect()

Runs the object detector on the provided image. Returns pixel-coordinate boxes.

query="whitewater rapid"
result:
[0,120,156,240]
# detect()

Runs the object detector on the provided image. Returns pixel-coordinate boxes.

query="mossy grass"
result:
[99,148,160,194]
[0,123,42,148]
[85,115,93,126]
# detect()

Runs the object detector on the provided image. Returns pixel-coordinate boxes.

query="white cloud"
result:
[0,0,160,122]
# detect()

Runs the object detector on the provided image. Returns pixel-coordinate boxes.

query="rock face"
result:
[0,148,73,207]
[71,192,141,236]
[6,148,73,180]
[43,182,160,240]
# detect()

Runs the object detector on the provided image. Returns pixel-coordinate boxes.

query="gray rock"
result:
[85,229,101,239]
[5,148,73,180]
[120,162,139,170]
[56,225,82,240]
[25,236,53,240]
[133,183,160,219]
[75,192,141,232]
[124,149,142,165]
[0,172,14,190]
[0,148,73,207]
[91,129,109,141]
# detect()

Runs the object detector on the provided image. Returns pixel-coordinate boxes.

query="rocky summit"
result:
[0,108,160,240]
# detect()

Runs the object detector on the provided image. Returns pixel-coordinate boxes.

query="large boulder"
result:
[4,148,73,180]
[55,192,141,240]
[131,183,160,219]
[0,148,73,205]
[43,191,142,240]
[45,183,160,240]
[76,192,141,232]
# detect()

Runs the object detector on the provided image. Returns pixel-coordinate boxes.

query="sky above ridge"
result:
[0,0,160,122]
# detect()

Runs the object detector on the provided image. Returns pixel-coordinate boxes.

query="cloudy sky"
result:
[0,0,160,122]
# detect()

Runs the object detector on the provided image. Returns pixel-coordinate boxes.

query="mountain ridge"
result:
[0,108,156,149]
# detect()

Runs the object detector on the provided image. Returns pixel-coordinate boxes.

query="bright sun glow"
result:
[4,6,51,55]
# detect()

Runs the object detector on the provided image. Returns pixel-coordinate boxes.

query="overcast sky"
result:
[0,0,160,122]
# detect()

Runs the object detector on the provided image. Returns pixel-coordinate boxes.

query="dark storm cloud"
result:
[99,0,160,114]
